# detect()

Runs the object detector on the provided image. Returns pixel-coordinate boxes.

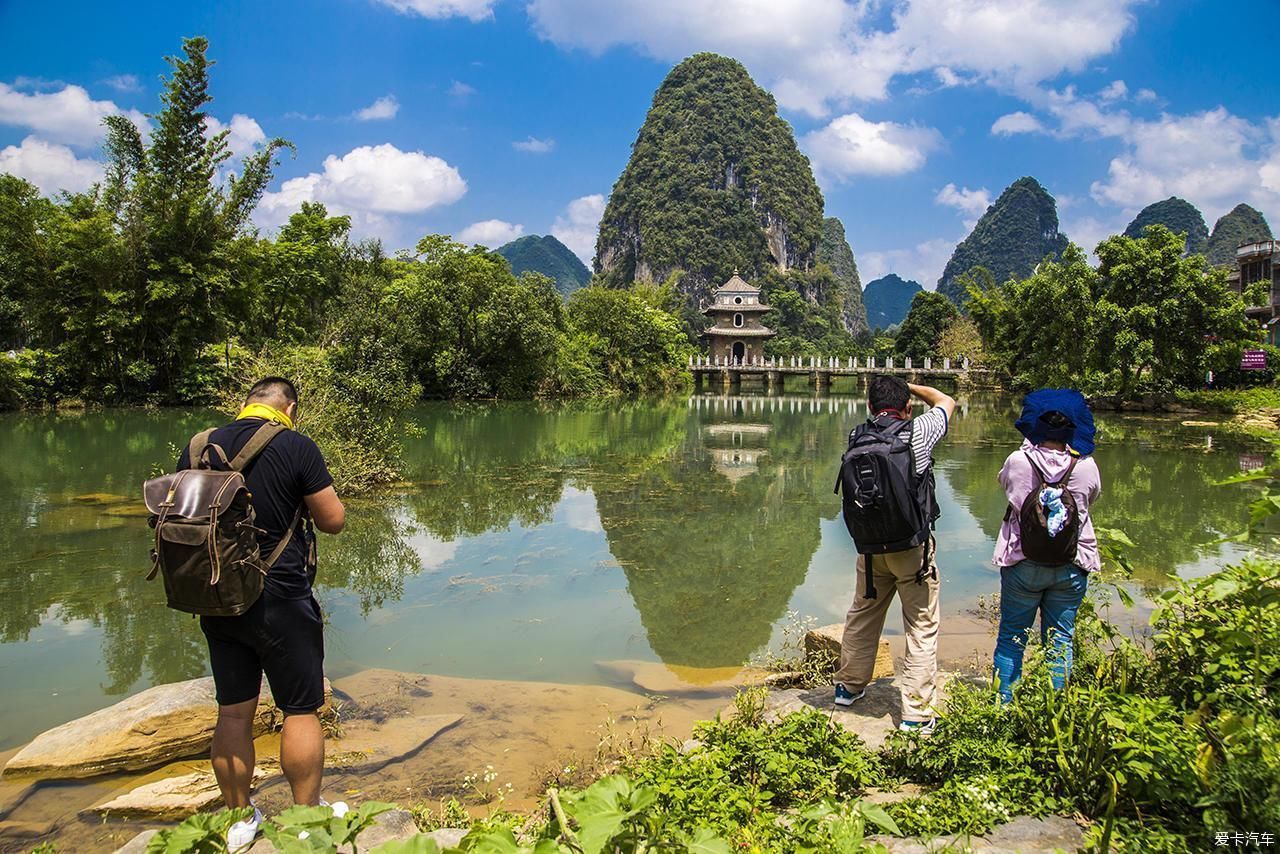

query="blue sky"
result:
[1,0,1277,288]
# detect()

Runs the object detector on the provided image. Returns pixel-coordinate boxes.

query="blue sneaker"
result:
[834,683,865,707]
[897,718,937,736]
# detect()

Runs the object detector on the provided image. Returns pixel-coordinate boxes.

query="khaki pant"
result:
[834,540,940,723]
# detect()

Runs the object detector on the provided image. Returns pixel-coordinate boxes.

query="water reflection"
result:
[0,397,1268,749]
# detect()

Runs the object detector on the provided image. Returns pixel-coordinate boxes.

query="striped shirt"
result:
[908,406,949,474]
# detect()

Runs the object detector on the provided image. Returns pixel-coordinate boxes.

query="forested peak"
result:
[495,234,590,297]
[936,176,1068,305]
[1206,203,1274,267]
[863,273,922,330]
[1123,197,1209,256]
[594,52,824,307]
[817,217,867,336]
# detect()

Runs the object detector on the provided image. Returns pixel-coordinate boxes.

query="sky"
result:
[1,0,1278,289]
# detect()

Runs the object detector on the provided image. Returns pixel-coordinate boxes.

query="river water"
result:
[0,393,1266,754]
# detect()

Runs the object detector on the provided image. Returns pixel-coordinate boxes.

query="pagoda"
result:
[702,272,776,364]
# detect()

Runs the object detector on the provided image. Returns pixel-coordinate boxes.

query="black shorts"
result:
[200,592,325,714]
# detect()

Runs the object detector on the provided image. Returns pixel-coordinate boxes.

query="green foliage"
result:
[894,291,958,359]
[595,53,824,302]
[1206,203,1273,267]
[146,807,255,853]
[969,227,1258,395]
[937,176,1069,305]
[1123,196,1210,256]
[263,801,396,852]
[494,235,590,298]
[862,274,921,330]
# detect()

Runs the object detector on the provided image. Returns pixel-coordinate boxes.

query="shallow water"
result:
[0,393,1266,752]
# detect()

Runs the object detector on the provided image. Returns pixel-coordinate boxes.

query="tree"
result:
[1093,224,1255,394]
[935,316,987,366]
[967,243,1100,388]
[0,176,57,350]
[895,291,958,359]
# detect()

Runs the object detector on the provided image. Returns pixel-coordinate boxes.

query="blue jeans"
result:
[993,560,1089,703]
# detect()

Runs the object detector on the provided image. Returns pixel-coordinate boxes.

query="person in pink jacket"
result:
[992,389,1101,703]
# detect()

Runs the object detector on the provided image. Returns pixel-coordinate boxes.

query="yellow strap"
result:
[236,403,294,430]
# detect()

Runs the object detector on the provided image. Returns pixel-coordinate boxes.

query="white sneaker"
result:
[320,797,350,818]
[226,806,264,851]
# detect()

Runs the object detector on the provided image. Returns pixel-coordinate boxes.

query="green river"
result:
[0,393,1266,753]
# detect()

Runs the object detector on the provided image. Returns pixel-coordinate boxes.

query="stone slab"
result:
[804,624,895,679]
[87,767,265,820]
[871,814,1085,853]
[4,677,330,780]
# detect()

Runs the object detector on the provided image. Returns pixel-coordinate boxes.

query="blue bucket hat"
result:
[1015,388,1096,456]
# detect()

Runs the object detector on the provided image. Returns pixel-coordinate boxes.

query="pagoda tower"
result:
[703,272,776,364]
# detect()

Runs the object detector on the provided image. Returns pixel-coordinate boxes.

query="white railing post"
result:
[886,356,894,369]
[924,357,932,370]
[905,356,912,369]
[866,355,873,369]
[943,357,951,371]
[963,357,970,370]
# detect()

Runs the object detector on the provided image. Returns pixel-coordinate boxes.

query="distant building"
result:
[1231,240,1280,345]
[703,272,776,364]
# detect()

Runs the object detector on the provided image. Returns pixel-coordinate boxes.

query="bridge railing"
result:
[687,354,972,371]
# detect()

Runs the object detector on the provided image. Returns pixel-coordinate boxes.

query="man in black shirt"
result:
[177,377,346,847]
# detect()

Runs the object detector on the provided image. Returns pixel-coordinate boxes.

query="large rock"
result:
[804,624,895,679]
[88,767,265,820]
[871,815,1084,852]
[113,829,159,854]
[4,677,330,780]
[595,660,771,696]
[425,828,470,848]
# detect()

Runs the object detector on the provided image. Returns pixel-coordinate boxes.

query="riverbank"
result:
[0,625,1003,852]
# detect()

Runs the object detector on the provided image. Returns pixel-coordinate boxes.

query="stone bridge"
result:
[689,354,985,391]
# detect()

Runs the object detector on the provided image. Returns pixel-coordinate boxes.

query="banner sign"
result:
[1241,349,1267,370]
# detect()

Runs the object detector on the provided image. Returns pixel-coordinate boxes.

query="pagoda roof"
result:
[703,326,776,337]
[713,272,761,294]
[705,302,770,315]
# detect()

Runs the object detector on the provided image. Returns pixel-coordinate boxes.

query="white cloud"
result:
[859,236,959,291]
[372,0,496,20]
[1059,213,1127,257]
[1135,87,1158,103]
[1087,107,1280,224]
[354,95,400,121]
[803,113,941,181]
[205,114,267,159]
[512,136,555,154]
[0,135,103,194]
[991,111,1044,135]
[935,183,991,226]
[258,143,467,235]
[551,193,604,263]
[449,80,476,98]
[528,0,1139,117]
[100,74,142,94]
[0,82,144,146]
[1098,79,1127,102]
[457,218,524,246]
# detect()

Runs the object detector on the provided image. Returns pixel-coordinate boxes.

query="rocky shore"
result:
[0,626,1086,853]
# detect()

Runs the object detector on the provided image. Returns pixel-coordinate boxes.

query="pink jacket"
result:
[993,439,1103,571]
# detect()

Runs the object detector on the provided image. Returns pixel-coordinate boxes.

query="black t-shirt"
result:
[177,419,334,600]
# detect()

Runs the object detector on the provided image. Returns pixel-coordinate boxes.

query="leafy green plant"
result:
[262,802,396,854]
[146,808,254,853]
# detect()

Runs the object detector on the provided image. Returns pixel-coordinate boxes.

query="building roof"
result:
[713,272,761,295]
[703,326,776,337]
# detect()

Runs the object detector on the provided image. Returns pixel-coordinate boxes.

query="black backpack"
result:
[834,416,939,597]
[1015,453,1081,565]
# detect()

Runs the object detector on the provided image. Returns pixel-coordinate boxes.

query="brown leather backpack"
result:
[143,423,300,616]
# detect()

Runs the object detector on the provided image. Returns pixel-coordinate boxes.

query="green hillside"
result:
[495,234,591,297]
[1206,203,1274,267]
[936,176,1069,305]
[863,274,922,330]
[817,217,868,337]
[1123,196,1209,256]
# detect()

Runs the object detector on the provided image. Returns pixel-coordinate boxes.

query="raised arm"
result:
[304,486,346,534]
[907,382,957,420]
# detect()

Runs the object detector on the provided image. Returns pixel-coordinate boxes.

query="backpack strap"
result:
[1025,451,1078,488]
[863,553,877,600]
[187,428,216,470]
[262,506,304,569]
[229,422,287,472]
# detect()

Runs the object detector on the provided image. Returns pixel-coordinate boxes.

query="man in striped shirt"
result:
[833,376,955,735]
